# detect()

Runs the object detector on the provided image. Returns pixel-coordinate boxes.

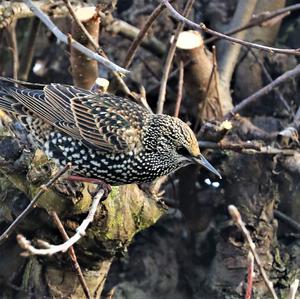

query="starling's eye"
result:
[177,146,190,157]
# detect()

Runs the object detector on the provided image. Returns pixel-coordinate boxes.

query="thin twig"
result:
[198,140,296,155]
[0,163,72,245]
[50,211,91,299]
[17,188,104,255]
[204,59,215,101]
[228,205,279,299]
[19,18,40,80]
[23,0,129,74]
[161,0,300,56]
[123,2,166,68]
[156,0,195,114]
[63,0,132,96]
[249,49,292,114]
[227,63,300,118]
[245,252,254,299]
[63,0,104,55]
[212,46,223,116]
[174,60,184,118]
[205,3,300,45]
[201,51,216,119]
[5,21,18,80]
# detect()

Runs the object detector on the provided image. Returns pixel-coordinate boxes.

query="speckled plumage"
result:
[0,77,220,185]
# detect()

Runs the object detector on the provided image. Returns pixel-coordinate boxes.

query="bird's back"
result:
[0,77,151,153]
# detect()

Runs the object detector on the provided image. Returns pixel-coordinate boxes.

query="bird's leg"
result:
[66,175,112,200]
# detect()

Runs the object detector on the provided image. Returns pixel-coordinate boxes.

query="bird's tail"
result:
[0,86,18,114]
[0,77,45,114]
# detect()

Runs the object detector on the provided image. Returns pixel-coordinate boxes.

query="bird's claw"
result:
[87,182,112,200]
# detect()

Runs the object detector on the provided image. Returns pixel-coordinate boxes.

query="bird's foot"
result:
[66,175,112,200]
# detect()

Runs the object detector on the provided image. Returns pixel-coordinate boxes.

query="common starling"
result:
[0,77,221,185]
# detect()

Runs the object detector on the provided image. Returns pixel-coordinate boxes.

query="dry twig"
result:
[156,0,195,114]
[173,60,184,118]
[245,252,254,299]
[205,3,300,45]
[19,18,40,80]
[17,188,104,255]
[228,205,278,299]
[0,163,72,245]
[212,46,222,115]
[123,2,166,68]
[161,0,300,56]
[249,49,292,114]
[23,0,129,74]
[63,0,132,95]
[227,63,300,118]
[198,140,297,156]
[107,19,165,58]
[50,211,91,299]
[5,21,18,79]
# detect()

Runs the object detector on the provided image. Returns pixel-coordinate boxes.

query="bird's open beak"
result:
[192,154,222,179]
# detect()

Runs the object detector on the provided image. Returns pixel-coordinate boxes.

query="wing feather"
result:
[0,80,150,153]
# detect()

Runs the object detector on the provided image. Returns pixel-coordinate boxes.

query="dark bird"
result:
[0,77,221,185]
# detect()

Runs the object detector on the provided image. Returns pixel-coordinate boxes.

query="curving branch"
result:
[205,3,300,45]
[228,205,279,299]
[161,0,300,56]
[17,188,105,256]
[23,0,129,74]
[227,63,300,118]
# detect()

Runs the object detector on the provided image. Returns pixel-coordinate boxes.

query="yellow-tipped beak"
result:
[192,154,222,179]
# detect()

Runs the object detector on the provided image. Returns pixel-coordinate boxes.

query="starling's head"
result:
[149,115,221,178]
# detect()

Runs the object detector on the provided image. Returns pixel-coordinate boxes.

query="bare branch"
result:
[17,188,104,256]
[245,252,254,299]
[19,18,40,80]
[23,0,129,74]
[123,2,166,68]
[156,0,195,114]
[0,1,86,28]
[205,3,300,45]
[107,19,165,58]
[227,63,300,118]
[0,163,72,245]
[174,60,184,118]
[50,211,91,299]
[161,0,300,56]
[249,49,292,115]
[5,21,18,79]
[228,205,279,299]
[198,140,296,155]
